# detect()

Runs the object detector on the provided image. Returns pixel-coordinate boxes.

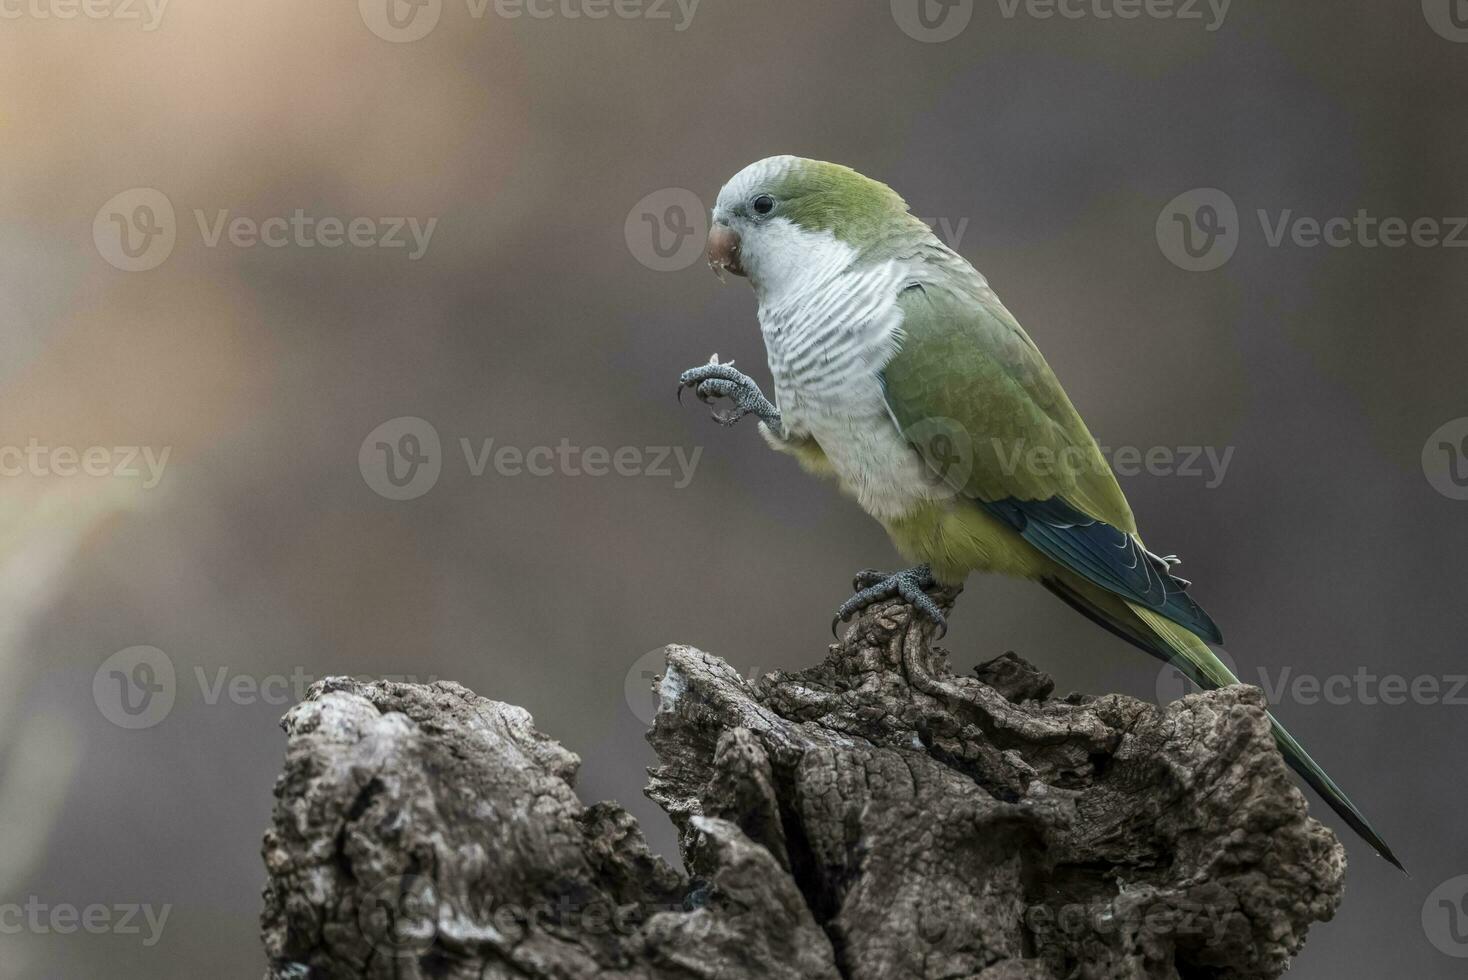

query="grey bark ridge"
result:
[262,590,1344,979]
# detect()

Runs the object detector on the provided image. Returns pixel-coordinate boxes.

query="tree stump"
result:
[261,591,1344,979]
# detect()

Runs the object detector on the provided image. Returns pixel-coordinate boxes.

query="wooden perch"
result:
[261,590,1344,979]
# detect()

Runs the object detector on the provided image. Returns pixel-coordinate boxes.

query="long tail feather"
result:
[1043,576,1404,872]
[1267,713,1405,872]
[1133,605,1405,873]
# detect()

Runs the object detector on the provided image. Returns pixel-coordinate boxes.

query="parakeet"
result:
[677,155,1402,872]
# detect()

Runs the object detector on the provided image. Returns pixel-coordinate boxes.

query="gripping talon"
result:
[832,563,947,636]
[912,593,948,639]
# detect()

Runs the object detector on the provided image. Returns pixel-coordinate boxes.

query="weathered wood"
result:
[262,591,1343,979]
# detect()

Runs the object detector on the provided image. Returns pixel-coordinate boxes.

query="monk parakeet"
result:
[677,155,1402,871]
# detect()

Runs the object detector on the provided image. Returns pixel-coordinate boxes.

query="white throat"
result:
[741,225,937,522]
[742,218,856,306]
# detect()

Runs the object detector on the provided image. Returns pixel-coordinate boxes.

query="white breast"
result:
[750,221,944,523]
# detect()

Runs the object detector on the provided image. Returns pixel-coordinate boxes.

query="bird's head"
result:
[707,156,915,292]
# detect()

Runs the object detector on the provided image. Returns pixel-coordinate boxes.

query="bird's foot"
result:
[677,354,781,428]
[834,563,947,638]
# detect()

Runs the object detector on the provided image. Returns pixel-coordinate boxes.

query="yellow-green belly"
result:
[883,499,1050,586]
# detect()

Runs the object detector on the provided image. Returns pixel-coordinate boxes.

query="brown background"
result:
[2,1,1466,976]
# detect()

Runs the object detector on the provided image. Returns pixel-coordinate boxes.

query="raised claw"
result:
[677,362,743,400]
[676,360,780,430]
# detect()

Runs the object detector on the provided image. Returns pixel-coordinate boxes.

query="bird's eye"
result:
[752,195,775,216]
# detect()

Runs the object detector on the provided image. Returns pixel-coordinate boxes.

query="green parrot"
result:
[677,155,1402,872]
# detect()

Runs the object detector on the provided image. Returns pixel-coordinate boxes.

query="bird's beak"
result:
[707,222,745,280]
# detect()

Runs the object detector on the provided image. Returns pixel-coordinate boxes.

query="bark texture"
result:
[261,590,1345,980]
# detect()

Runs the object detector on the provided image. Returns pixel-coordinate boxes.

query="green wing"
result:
[882,280,1134,529]
[882,276,1221,644]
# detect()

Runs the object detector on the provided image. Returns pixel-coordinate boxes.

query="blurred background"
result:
[2,0,1466,975]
